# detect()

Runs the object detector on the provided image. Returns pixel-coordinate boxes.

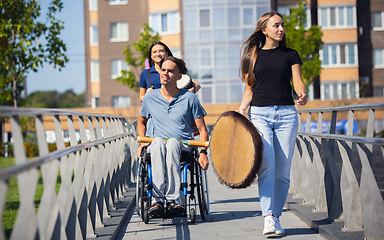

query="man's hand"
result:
[137,143,148,158]
[198,153,209,170]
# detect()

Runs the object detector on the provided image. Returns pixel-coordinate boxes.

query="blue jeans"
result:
[248,105,298,217]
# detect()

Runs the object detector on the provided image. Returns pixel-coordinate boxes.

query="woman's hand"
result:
[236,107,246,115]
[297,93,307,105]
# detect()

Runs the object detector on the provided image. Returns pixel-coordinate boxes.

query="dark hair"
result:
[160,56,188,74]
[148,41,173,67]
[240,11,286,87]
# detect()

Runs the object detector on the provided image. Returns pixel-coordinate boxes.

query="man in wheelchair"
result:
[137,56,209,217]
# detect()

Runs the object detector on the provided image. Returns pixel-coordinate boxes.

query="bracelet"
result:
[200,149,207,155]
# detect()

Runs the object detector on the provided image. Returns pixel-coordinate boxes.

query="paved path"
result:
[116,166,325,240]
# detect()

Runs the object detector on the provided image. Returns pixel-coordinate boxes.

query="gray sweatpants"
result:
[147,137,190,204]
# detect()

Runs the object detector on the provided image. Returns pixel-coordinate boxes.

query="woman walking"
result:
[236,11,307,236]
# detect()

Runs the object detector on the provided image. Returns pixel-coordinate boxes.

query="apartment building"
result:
[84,0,383,109]
[180,0,270,104]
[84,0,147,108]
[370,0,384,97]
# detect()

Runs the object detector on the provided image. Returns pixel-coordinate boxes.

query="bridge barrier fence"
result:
[291,103,384,240]
[0,106,138,240]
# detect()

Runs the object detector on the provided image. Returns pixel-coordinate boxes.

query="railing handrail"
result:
[298,131,384,144]
[0,106,126,119]
[0,106,139,239]
[0,132,133,180]
[297,102,384,113]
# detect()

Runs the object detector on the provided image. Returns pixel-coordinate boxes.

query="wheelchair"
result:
[136,146,210,224]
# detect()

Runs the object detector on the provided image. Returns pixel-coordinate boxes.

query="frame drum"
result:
[210,111,263,189]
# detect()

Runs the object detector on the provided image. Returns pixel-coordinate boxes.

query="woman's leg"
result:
[272,106,298,217]
[249,106,275,217]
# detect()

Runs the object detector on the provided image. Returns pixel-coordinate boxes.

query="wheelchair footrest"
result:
[150,211,187,219]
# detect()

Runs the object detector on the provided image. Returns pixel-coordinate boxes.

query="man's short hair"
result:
[160,56,188,74]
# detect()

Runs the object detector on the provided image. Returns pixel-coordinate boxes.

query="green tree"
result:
[114,23,161,91]
[0,0,68,107]
[283,1,323,91]
[24,89,85,108]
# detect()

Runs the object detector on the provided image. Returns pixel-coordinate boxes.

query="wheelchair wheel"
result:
[137,152,152,223]
[143,207,149,224]
[190,208,196,223]
[195,162,206,220]
[136,158,141,217]
[136,156,146,220]
[201,168,210,215]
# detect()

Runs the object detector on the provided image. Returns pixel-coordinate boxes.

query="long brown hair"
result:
[240,11,286,87]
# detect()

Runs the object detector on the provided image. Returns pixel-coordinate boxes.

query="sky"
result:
[26,0,86,95]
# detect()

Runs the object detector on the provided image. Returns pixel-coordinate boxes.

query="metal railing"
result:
[0,106,138,239]
[291,103,384,240]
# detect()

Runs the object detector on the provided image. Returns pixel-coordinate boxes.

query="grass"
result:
[0,157,61,239]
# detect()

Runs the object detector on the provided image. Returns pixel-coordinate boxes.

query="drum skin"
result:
[210,111,263,189]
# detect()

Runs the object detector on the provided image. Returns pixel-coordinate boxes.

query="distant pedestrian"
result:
[236,11,307,236]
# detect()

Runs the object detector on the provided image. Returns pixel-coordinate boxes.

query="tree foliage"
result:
[0,0,68,107]
[283,1,323,90]
[24,89,85,108]
[114,23,161,91]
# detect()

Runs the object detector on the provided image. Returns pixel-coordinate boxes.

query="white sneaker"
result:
[263,215,276,235]
[273,216,285,235]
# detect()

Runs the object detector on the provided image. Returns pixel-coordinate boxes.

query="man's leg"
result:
[164,138,184,202]
[147,137,167,204]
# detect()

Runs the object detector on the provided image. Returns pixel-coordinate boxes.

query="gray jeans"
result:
[147,137,190,204]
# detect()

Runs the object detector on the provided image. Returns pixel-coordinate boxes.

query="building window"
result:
[91,96,100,109]
[90,60,100,82]
[373,11,384,30]
[150,12,180,35]
[243,7,254,26]
[169,47,181,58]
[112,96,130,108]
[111,59,128,79]
[319,6,356,29]
[90,24,98,46]
[278,5,311,28]
[374,87,384,97]
[374,49,384,68]
[200,10,210,27]
[320,44,357,67]
[321,82,359,100]
[89,0,98,10]
[110,22,128,42]
[109,0,127,5]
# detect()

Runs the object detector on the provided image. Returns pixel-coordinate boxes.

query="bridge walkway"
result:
[115,166,325,240]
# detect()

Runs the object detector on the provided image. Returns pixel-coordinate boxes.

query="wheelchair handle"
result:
[137,136,210,148]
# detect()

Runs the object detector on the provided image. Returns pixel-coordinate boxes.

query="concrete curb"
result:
[285,193,365,240]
